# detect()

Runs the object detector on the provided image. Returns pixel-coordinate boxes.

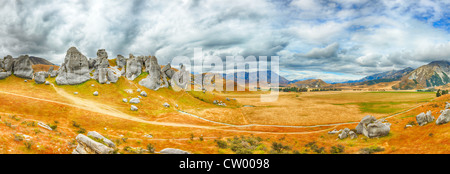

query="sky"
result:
[1,0,450,83]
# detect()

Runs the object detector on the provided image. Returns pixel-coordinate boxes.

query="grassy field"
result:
[0,74,449,154]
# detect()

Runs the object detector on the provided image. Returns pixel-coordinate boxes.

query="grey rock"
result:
[362,121,390,138]
[405,124,413,128]
[87,131,116,148]
[94,49,110,69]
[416,110,434,126]
[122,98,127,103]
[170,64,189,90]
[162,63,175,79]
[349,131,358,139]
[116,54,127,69]
[34,71,47,84]
[24,80,27,82]
[163,103,170,108]
[446,102,450,109]
[13,55,34,79]
[328,129,339,134]
[129,98,140,104]
[137,89,141,92]
[56,47,90,85]
[131,105,138,111]
[140,91,147,97]
[74,92,79,95]
[125,54,142,80]
[0,72,11,80]
[338,128,350,139]
[139,56,162,91]
[98,68,108,84]
[355,115,377,134]
[2,55,14,72]
[436,109,450,125]
[93,91,98,96]
[45,81,50,85]
[159,148,190,154]
[72,134,113,154]
[106,68,119,83]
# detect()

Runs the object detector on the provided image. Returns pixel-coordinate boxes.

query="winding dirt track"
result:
[0,84,428,135]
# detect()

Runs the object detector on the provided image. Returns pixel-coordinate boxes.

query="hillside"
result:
[289,79,330,88]
[29,56,55,65]
[344,67,414,84]
[394,61,450,90]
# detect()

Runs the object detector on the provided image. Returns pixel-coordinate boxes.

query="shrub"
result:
[305,141,326,154]
[270,142,292,154]
[24,140,34,149]
[13,134,24,141]
[199,135,204,141]
[72,121,80,128]
[407,121,416,126]
[359,146,385,154]
[226,135,263,154]
[215,139,228,149]
[77,128,86,134]
[47,123,57,130]
[146,144,155,153]
[330,144,345,154]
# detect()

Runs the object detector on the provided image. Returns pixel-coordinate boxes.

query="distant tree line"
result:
[436,89,449,97]
[310,88,342,92]
[281,87,308,92]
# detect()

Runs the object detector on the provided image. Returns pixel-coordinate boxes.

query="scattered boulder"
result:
[72,134,114,154]
[13,55,34,79]
[93,91,98,96]
[130,98,140,104]
[34,71,47,84]
[162,63,175,79]
[416,110,434,126]
[163,103,170,108]
[159,148,190,154]
[131,105,138,111]
[45,81,50,85]
[328,129,340,134]
[56,47,90,85]
[74,92,79,95]
[87,131,116,148]
[436,109,450,125]
[24,80,27,82]
[349,131,358,139]
[0,72,11,80]
[446,102,450,109]
[338,128,350,139]
[137,89,141,92]
[123,98,128,103]
[405,124,413,128]
[140,91,147,97]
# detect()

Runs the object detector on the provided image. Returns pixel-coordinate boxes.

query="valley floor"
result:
[0,75,448,154]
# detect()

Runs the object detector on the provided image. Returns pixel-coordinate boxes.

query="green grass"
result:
[334,101,420,114]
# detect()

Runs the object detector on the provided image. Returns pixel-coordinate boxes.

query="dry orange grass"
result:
[32,64,59,72]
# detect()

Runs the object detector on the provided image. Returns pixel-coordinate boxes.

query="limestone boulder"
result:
[116,54,127,69]
[125,54,142,80]
[87,131,116,148]
[355,115,377,134]
[162,63,175,79]
[72,134,114,154]
[131,105,138,111]
[94,49,110,69]
[362,121,390,138]
[171,64,190,90]
[56,47,90,85]
[436,109,450,125]
[0,72,11,80]
[34,71,47,84]
[13,55,34,79]
[2,55,14,72]
[129,98,140,104]
[416,110,434,126]
[159,148,190,154]
[139,56,162,91]
[338,128,350,139]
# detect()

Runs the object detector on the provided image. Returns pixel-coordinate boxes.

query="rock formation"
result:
[139,56,161,90]
[416,110,434,126]
[94,49,110,69]
[338,128,350,139]
[355,115,390,138]
[34,72,47,84]
[125,54,142,80]
[72,134,114,154]
[130,98,140,104]
[436,109,450,125]
[131,105,138,111]
[87,131,116,148]
[13,55,34,79]
[171,64,190,90]
[56,47,90,85]
[159,148,190,154]
[116,54,127,69]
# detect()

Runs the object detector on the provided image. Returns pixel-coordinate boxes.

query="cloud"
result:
[1,0,450,82]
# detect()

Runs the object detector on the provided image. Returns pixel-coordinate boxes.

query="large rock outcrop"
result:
[94,49,110,69]
[56,47,91,85]
[2,55,14,72]
[355,115,390,138]
[72,134,114,154]
[416,110,434,126]
[116,54,127,69]
[170,64,190,90]
[87,131,116,148]
[436,109,450,125]
[125,54,142,80]
[159,148,190,154]
[13,55,34,79]
[139,56,162,90]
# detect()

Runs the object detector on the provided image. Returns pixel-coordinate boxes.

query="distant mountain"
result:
[344,67,414,84]
[289,79,330,88]
[393,60,450,90]
[29,56,55,65]
[222,70,290,87]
